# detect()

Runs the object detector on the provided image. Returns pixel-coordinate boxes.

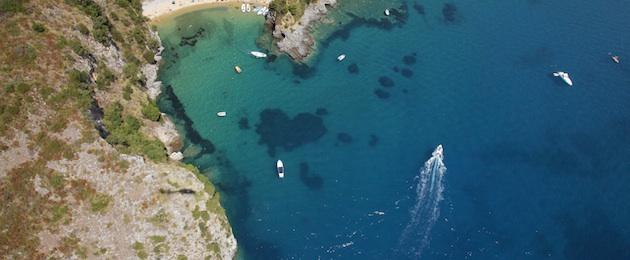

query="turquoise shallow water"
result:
[157,2,630,259]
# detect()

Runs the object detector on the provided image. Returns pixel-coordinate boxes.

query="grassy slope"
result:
[0,0,229,258]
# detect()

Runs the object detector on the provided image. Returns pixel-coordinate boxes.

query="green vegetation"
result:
[96,64,115,89]
[269,0,312,18]
[0,0,26,14]
[148,209,169,226]
[51,205,69,223]
[177,255,188,260]
[32,22,46,33]
[103,102,166,161]
[90,193,112,212]
[123,84,133,100]
[132,241,148,259]
[65,0,112,44]
[76,23,89,35]
[141,100,161,121]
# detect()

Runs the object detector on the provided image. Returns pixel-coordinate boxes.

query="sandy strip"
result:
[143,0,271,21]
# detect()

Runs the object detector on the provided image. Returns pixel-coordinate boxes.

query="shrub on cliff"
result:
[141,100,161,122]
[270,0,311,18]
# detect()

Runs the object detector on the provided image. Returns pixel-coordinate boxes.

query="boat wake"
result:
[397,145,447,257]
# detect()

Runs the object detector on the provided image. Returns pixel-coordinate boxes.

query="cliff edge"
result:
[0,0,235,259]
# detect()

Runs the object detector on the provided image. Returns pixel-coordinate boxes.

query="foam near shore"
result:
[143,0,271,21]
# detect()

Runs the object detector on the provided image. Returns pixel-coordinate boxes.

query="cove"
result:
[157,1,630,259]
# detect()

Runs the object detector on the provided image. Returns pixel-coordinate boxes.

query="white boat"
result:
[553,71,573,86]
[217,111,227,117]
[234,66,242,74]
[250,51,267,58]
[246,3,251,12]
[384,9,390,16]
[276,160,285,178]
[241,4,246,12]
[612,55,620,64]
[337,54,346,61]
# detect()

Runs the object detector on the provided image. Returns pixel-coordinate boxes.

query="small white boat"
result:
[337,54,346,61]
[250,51,267,58]
[277,160,285,178]
[246,3,251,12]
[234,66,242,74]
[384,9,390,16]
[217,111,227,117]
[241,4,246,13]
[553,71,573,86]
[612,55,620,64]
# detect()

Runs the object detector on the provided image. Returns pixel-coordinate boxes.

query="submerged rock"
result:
[255,109,327,156]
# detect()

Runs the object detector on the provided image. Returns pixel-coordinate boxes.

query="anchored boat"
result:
[384,9,390,16]
[337,54,346,61]
[217,111,227,117]
[250,51,267,58]
[553,71,573,86]
[276,160,285,178]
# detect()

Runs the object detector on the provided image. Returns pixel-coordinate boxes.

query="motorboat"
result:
[234,66,242,74]
[217,111,227,117]
[277,160,285,178]
[553,71,573,86]
[612,55,621,64]
[246,3,251,12]
[384,9,390,16]
[250,51,267,58]
[241,4,246,12]
[337,54,346,61]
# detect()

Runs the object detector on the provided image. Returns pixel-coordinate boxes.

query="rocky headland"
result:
[266,0,337,61]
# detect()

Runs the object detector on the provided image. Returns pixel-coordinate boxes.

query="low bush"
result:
[141,100,161,121]
[32,22,46,33]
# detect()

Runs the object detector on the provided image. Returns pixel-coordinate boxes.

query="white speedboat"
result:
[217,111,227,117]
[234,66,242,74]
[384,9,390,16]
[241,4,246,12]
[553,71,573,86]
[337,54,346,61]
[612,55,620,64]
[246,3,251,12]
[250,51,267,58]
[277,160,285,178]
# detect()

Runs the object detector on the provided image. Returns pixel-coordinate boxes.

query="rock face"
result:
[40,141,237,259]
[142,30,165,100]
[268,0,337,61]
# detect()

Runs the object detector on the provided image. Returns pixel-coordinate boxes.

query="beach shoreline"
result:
[143,0,271,22]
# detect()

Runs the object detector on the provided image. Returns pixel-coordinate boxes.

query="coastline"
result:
[143,0,270,22]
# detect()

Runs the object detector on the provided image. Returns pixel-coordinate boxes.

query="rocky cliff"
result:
[0,0,236,259]
[267,0,337,61]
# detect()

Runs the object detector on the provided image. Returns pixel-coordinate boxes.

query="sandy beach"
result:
[143,0,271,21]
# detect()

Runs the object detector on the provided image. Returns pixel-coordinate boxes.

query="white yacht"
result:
[277,160,285,178]
[217,111,227,117]
[612,55,621,64]
[246,3,251,12]
[241,4,246,13]
[250,51,267,58]
[337,54,346,61]
[553,71,573,86]
[384,9,390,16]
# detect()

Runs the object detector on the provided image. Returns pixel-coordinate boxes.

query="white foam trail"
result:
[398,145,447,257]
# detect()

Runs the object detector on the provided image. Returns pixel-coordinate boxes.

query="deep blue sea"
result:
[156,1,630,259]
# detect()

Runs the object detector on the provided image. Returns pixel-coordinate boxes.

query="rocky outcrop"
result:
[267,0,337,61]
[142,30,165,100]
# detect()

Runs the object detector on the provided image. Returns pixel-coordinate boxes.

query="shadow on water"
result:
[299,162,324,190]
[320,2,410,48]
[255,108,327,157]
[158,85,215,156]
[557,208,630,260]
[480,118,630,178]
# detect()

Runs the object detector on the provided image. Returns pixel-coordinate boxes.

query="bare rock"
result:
[268,0,337,61]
